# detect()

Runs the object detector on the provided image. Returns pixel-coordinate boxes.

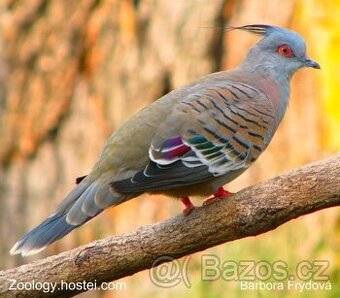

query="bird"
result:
[10,24,320,256]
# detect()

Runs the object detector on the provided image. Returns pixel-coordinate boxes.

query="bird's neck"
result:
[238,61,291,128]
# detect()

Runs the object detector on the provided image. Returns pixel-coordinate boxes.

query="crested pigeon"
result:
[10,24,320,256]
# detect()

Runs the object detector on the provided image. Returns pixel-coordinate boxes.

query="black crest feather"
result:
[225,24,276,36]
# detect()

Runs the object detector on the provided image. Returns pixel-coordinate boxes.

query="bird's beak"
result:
[303,57,321,69]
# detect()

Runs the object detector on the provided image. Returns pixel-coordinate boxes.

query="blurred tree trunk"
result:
[0,0,227,270]
[0,1,322,285]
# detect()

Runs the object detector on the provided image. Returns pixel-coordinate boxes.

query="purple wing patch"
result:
[150,136,192,164]
[161,136,191,159]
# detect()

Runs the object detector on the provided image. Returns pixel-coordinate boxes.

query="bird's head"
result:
[230,24,320,80]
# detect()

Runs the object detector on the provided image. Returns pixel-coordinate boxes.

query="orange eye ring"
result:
[277,44,293,58]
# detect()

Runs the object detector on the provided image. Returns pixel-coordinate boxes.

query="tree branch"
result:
[1,155,339,297]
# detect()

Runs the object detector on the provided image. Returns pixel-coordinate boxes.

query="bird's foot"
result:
[203,187,234,206]
[181,197,195,216]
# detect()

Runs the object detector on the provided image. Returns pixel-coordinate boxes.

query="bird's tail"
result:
[10,180,128,256]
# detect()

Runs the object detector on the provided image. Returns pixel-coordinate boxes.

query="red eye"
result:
[277,44,293,58]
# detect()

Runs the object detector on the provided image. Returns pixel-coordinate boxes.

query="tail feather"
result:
[10,212,79,256]
[65,183,100,225]
[10,180,129,257]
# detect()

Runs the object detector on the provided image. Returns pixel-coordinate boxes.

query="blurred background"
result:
[0,0,339,297]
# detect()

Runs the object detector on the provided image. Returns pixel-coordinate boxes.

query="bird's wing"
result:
[112,81,276,193]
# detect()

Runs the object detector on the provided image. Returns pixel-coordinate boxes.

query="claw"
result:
[181,197,195,215]
[203,187,233,206]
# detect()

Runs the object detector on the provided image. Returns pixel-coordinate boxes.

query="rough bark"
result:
[0,154,339,298]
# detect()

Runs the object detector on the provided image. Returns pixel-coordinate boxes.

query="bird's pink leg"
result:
[181,197,195,216]
[203,187,234,206]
